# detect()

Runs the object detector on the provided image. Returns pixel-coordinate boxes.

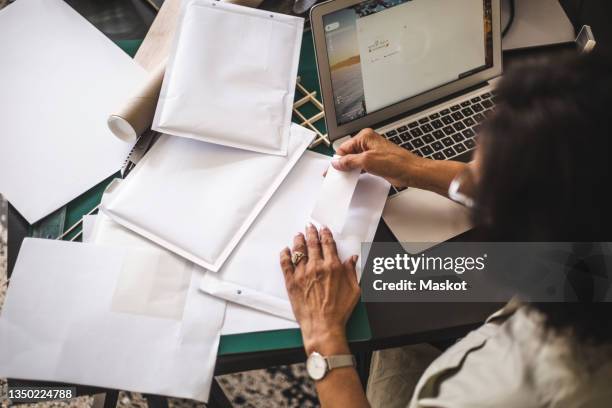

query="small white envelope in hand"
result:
[153,0,304,155]
[311,155,362,233]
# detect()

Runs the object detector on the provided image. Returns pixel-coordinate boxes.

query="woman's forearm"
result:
[307,334,370,408]
[302,327,370,408]
[280,224,371,407]
[316,365,370,408]
[408,157,467,197]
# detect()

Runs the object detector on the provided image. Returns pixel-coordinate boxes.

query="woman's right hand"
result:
[331,128,425,188]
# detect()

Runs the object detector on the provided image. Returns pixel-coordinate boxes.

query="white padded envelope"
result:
[101,124,313,272]
[200,151,391,320]
[153,0,304,155]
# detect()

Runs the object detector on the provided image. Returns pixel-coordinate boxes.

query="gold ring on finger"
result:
[291,251,307,266]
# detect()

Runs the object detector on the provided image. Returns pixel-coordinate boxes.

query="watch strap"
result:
[325,354,356,370]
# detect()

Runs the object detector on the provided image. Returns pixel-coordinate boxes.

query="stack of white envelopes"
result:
[0,0,390,403]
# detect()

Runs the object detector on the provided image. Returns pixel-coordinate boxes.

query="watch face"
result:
[306,352,327,380]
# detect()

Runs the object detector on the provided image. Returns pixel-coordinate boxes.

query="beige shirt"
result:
[410,303,612,408]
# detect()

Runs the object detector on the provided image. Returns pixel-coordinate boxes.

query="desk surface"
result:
[5,14,577,376]
[4,29,355,363]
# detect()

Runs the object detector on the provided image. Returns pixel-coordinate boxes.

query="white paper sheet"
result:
[200,151,390,320]
[0,0,147,223]
[0,238,225,402]
[86,213,297,335]
[90,212,192,321]
[311,156,361,233]
[101,124,313,272]
[81,215,98,242]
[153,0,303,155]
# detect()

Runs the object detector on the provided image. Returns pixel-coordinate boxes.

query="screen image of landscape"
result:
[323,0,493,125]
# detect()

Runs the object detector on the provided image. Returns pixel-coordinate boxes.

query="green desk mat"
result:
[31,33,371,355]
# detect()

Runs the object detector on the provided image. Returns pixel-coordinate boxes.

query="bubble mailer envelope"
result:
[101,124,313,272]
[152,0,304,155]
[199,151,391,320]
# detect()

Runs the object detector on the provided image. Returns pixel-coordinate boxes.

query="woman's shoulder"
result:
[411,304,612,408]
[508,306,612,406]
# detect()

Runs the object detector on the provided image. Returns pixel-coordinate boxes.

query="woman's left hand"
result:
[280,224,360,355]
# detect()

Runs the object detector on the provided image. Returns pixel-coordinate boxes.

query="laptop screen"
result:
[323,0,494,126]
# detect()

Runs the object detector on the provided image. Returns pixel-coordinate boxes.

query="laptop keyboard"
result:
[384,90,496,195]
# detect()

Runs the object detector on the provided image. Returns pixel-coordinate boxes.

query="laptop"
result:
[311,0,502,245]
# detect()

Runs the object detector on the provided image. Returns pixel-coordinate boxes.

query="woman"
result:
[279,53,612,407]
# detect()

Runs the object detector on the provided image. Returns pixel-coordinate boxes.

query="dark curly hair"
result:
[474,52,612,343]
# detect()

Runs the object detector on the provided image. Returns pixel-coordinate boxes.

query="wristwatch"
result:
[306,351,356,381]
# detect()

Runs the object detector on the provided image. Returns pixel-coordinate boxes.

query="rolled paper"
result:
[108,0,263,143]
[107,62,166,142]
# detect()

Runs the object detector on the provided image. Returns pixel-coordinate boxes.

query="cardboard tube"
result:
[108,0,263,142]
[107,62,166,142]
